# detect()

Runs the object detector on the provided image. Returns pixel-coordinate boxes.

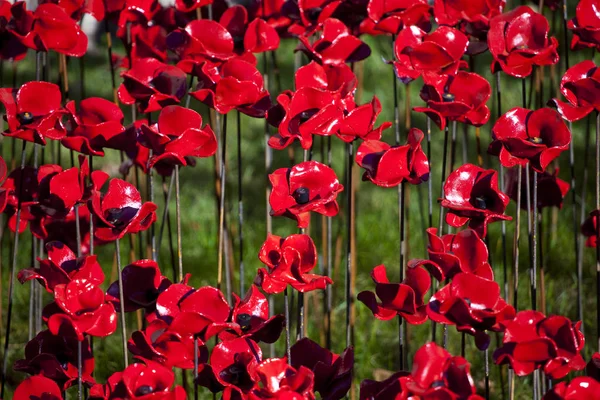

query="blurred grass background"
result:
[1,3,599,398]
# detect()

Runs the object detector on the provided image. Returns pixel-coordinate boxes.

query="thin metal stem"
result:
[513,165,523,310]
[532,171,538,312]
[115,239,128,367]
[217,114,228,299]
[345,142,353,348]
[578,116,592,333]
[175,165,183,281]
[596,112,600,351]
[326,136,333,349]
[284,288,291,361]
[237,111,244,294]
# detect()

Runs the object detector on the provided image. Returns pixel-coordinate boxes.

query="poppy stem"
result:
[578,116,592,332]
[513,164,523,311]
[115,238,129,367]
[345,141,353,348]
[284,288,291,361]
[485,348,490,400]
[531,171,538,312]
[158,171,176,281]
[103,1,118,104]
[217,113,229,301]
[176,165,183,281]
[148,151,156,262]
[194,335,199,400]
[496,72,509,301]
[596,111,600,351]
[237,110,244,295]
[326,136,333,349]
[0,140,27,398]
[74,201,83,400]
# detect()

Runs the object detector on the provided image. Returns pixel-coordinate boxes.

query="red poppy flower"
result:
[413,71,491,130]
[0,155,10,213]
[426,227,493,280]
[360,371,409,400]
[250,358,315,399]
[0,0,29,61]
[488,6,559,78]
[89,176,157,242]
[549,60,600,122]
[269,161,343,228]
[37,206,91,255]
[544,377,600,399]
[61,97,125,156]
[115,0,161,39]
[441,163,511,238]
[129,319,208,369]
[284,0,340,35]
[356,128,429,188]
[256,0,292,34]
[568,0,600,50]
[290,338,353,400]
[129,24,168,66]
[173,0,210,13]
[391,25,468,83]
[505,167,570,211]
[118,57,187,113]
[428,272,515,350]
[294,61,357,109]
[587,352,600,382]
[1,165,39,233]
[494,311,586,379]
[89,360,186,400]
[0,81,67,144]
[297,18,371,65]
[365,0,430,35]
[337,96,392,143]
[40,0,105,21]
[256,233,332,293]
[139,105,217,176]
[167,19,236,63]
[220,5,280,54]
[582,210,600,247]
[14,375,63,400]
[14,329,95,390]
[489,107,571,173]
[358,261,443,324]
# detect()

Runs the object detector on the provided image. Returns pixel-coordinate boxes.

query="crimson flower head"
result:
[290,338,353,400]
[544,377,600,399]
[337,96,391,143]
[89,360,186,400]
[0,81,67,144]
[588,353,600,382]
[139,105,217,176]
[441,163,511,238]
[568,0,600,50]
[220,5,280,55]
[494,311,586,379]
[426,227,493,280]
[428,272,515,350]
[549,60,600,122]
[358,261,442,324]
[2,166,39,233]
[41,0,105,22]
[297,18,371,65]
[392,25,468,84]
[269,161,343,228]
[582,210,600,248]
[0,0,29,61]
[61,97,125,156]
[505,167,570,211]
[250,358,315,399]
[14,329,94,390]
[173,0,210,13]
[14,375,63,400]
[118,57,187,113]
[89,175,157,242]
[489,107,571,173]
[256,233,332,293]
[167,19,237,63]
[0,156,9,214]
[488,6,558,78]
[365,0,430,35]
[414,71,491,130]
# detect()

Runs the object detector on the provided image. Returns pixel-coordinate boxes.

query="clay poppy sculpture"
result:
[505,167,570,211]
[549,60,600,122]
[0,0,29,61]
[568,0,600,50]
[543,377,600,399]
[365,0,430,35]
[582,209,600,248]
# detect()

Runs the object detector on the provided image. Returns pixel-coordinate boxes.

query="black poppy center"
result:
[527,137,543,144]
[136,385,154,396]
[233,36,244,51]
[18,112,34,124]
[431,380,445,388]
[293,187,310,204]
[223,365,243,385]
[237,313,252,331]
[306,7,322,21]
[442,92,455,102]
[474,196,489,210]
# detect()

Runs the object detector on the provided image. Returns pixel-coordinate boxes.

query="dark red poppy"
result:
[494,311,586,379]
[587,352,600,382]
[14,329,94,390]
[220,5,280,54]
[167,19,237,63]
[297,18,371,65]
[250,358,315,399]
[40,0,105,21]
[284,0,340,35]
[426,227,493,280]
[364,0,430,35]
[505,167,570,211]
[256,233,332,293]
[14,375,63,400]
[413,71,491,130]
[543,377,600,399]
[358,261,443,324]
[269,161,343,228]
[89,360,186,400]
[1,165,39,233]
[139,105,217,176]
[294,61,357,109]
[290,338,353,400]
[89,176,157,242]
[582,210,600,247]
[174,0,210,13]
[118,57,187,113]
[256,0,292,34]
[0,81,67,144]
[549,60,600,122]
[337,96,392,143]
[568,0,600,50]
[489,107,571,173]
[392,25,468,83]
[0,0,29,61]
[36,205,91,255]
[115,0,161,39]
[441,163,511,237]
[488,6,559,78]
[0,155,10,214]
[428,272,515,350]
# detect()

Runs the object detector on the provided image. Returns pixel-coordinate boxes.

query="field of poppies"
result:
[1,0,600,399]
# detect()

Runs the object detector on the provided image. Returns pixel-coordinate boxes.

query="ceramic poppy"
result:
[138,105,217,176]
[494,311,586,379]
[256,0,292,34]
[115,0,162,40]
[413,71,491,130]
[488,6,559,78]
[337,96,392,143]
[0,81,67,144]
[587,352,600,382]
[356,128,429,187]
[41,0,105,21]
[269,161,343,228]
[250,358,315,399]
[294,61,357,110]
[118,57,187,113]
[505,167,570,211]
[441,163,511,237]
[167,19,236,63]
[219,5,280,54]
[1,166,41,234]
[392,25,468,84]
[0,0,29,61]
[36,205,91,255]
[358,261,443,324]
[284,0,340,35]
[568,0,600,50]
[543,377,600,399]
[14,375,63,400]
[256,233,332,293]
[14,329,95,390]
[428,272,515,350]
[582,210,600,247]
[549,60,600,122]
[290,338,353,400]
[364,0,430,35]
[89,176,157,242]
[0,156,10,214]
[425,227,493,280]
[130,24,169,66]
[174,0,210,12]
[489,107,571,173]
